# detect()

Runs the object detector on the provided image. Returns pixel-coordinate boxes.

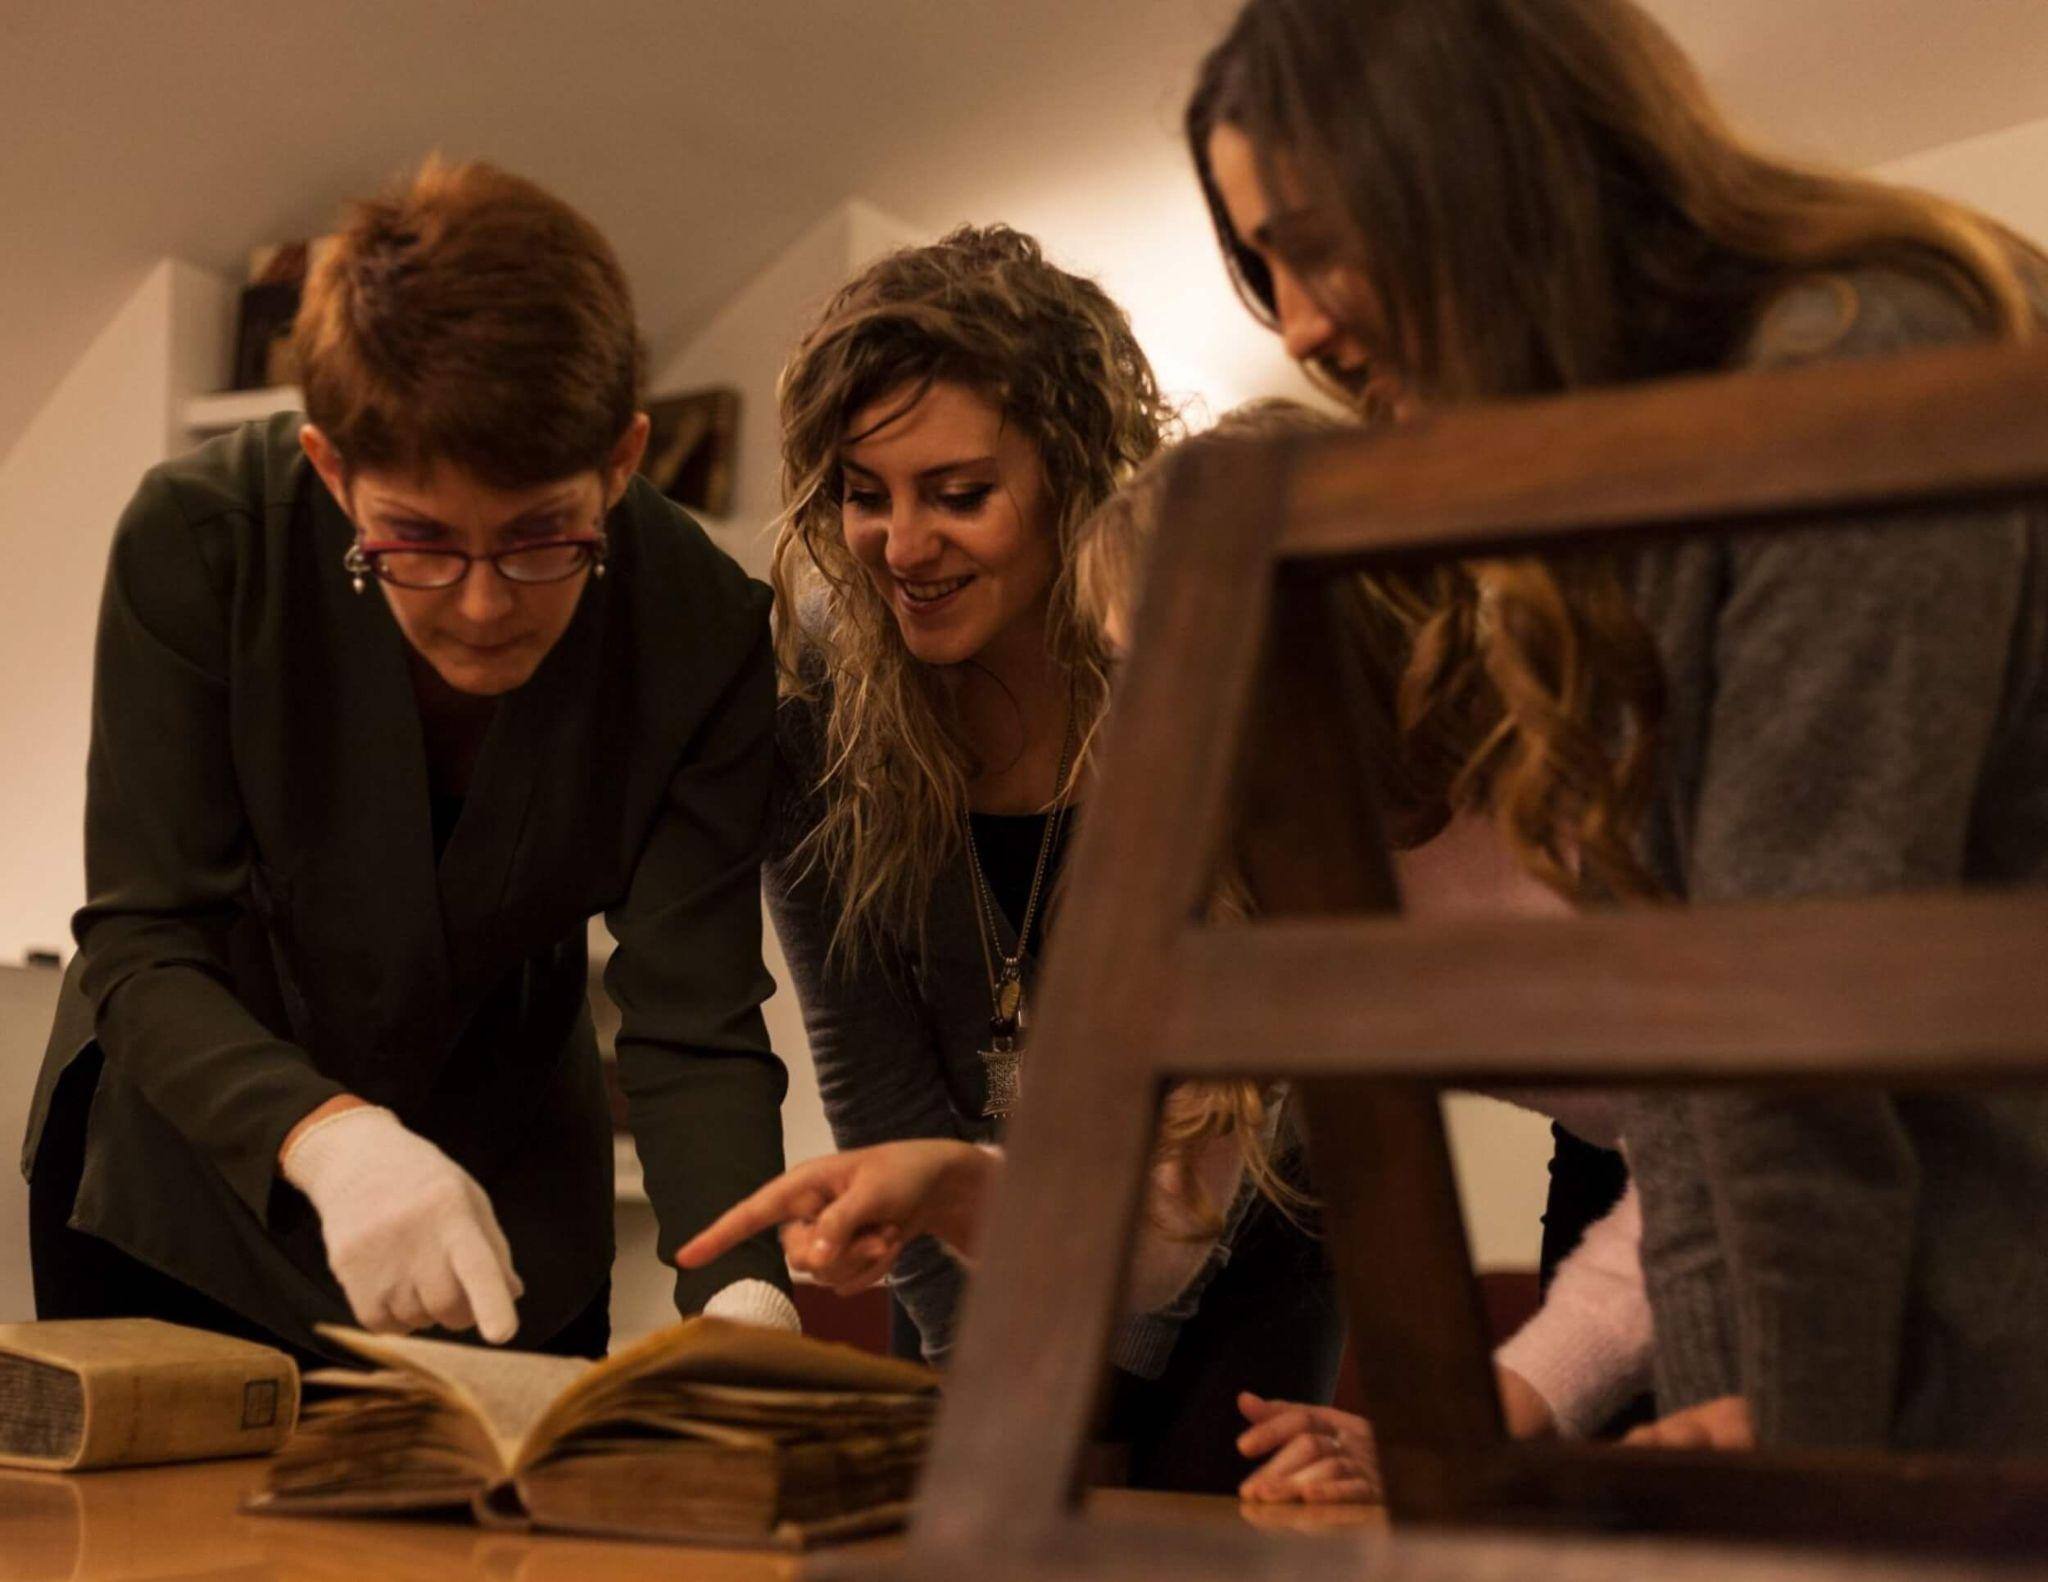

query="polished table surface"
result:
[0,1457,1384,1582]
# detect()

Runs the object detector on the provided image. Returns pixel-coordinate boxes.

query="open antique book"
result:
[247,1317,939,1549]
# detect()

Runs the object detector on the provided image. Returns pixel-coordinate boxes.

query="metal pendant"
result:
[980,1030,1022,1120]
[995,964,1025,1026]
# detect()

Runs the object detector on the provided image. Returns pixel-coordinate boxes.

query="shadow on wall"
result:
[0,964,60,1322]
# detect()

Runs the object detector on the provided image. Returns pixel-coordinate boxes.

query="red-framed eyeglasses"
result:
[344,535,608,591]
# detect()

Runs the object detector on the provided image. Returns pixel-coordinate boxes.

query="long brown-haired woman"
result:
[684,226,1344,1492]
[1189,0,2048,1457]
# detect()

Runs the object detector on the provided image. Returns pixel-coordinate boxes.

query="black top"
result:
[429,793,466,863]
[1537,1126,1628,1289]
[25,413,789,1356]
[965,809,1072,940]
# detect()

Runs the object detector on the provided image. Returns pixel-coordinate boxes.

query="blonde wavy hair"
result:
[1188,0,2045,904]
[771,225,1174,967]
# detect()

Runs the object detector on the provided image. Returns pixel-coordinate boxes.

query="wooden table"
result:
[0,1458,1384,1582]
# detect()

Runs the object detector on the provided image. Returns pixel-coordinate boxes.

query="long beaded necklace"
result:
[966,704,1076,1120]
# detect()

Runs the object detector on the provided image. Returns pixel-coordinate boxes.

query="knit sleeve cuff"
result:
[1495,1310,1653,1439]
[1109,1312,1179,1382]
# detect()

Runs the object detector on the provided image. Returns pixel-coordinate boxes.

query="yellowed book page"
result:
[517,1318,937,1471]
[0,1319,298,1471]
[317,1327,590,1472]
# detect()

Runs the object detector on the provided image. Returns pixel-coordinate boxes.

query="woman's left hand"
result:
[1235,1393,1381,1504]
[1621,1394,1755,1450]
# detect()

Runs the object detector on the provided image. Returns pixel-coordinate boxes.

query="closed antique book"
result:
[0,1319,299,1471]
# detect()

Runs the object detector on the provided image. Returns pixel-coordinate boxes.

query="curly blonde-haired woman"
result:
[1189,0,2048,1459]
[681,226,1344,1492]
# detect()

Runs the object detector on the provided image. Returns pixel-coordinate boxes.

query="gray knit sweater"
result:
[1623,264,2048,1451]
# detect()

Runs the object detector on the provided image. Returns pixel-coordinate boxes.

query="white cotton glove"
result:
[280,1105,524,1343]
[702,1278,801,1332]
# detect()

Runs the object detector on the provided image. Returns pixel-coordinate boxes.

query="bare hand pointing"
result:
[678,1140,998,1295]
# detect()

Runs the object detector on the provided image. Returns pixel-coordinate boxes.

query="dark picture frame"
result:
[230,281,302,392]
[640,388,740,517]
[230,241,316,391]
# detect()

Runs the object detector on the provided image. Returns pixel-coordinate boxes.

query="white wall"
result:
[609,199,923,1343]
[1444,1095,1560,1272]
[654,197,923,577]
[0,259,233,965]
[0,261,233,1324]
[1876,114,2048,240]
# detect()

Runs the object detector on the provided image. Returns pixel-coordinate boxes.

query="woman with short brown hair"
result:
[25,158,794,1362]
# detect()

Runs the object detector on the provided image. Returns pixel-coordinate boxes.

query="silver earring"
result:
[342,542,371,596]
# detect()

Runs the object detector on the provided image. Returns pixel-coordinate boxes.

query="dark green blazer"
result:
[21,414,788,1357]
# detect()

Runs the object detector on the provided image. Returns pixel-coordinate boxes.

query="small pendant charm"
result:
[995,966,1025,1026]
[979,1031,1022,1119]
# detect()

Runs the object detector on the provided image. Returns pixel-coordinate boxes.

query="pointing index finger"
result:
[677,1169,836,1269]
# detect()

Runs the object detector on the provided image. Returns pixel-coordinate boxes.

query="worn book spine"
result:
[0,1321,300,1471]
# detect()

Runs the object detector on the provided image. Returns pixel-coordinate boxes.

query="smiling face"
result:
[1205,122,1413,417]
[303,419,647,696]
[837,381,1059,672]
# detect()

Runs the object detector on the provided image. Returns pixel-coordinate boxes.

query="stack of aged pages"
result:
[249,1316,938,1549]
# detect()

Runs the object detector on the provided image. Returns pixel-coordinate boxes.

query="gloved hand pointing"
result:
[280,1104,523,1343]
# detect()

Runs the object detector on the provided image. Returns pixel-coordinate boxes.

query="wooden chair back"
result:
[890,339,2048,1582]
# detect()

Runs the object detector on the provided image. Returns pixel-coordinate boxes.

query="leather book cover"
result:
[0,1318,299,1471]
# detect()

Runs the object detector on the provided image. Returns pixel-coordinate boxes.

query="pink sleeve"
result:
[1493,1186,1653,1438]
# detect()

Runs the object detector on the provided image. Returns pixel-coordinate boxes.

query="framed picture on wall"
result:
[231,283,301,391]
[230,239,336,391]
[639,387,740,517]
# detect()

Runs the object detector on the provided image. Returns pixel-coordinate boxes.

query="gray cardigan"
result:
[1623,264,2048,1451]
[763,689,1245,1377]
